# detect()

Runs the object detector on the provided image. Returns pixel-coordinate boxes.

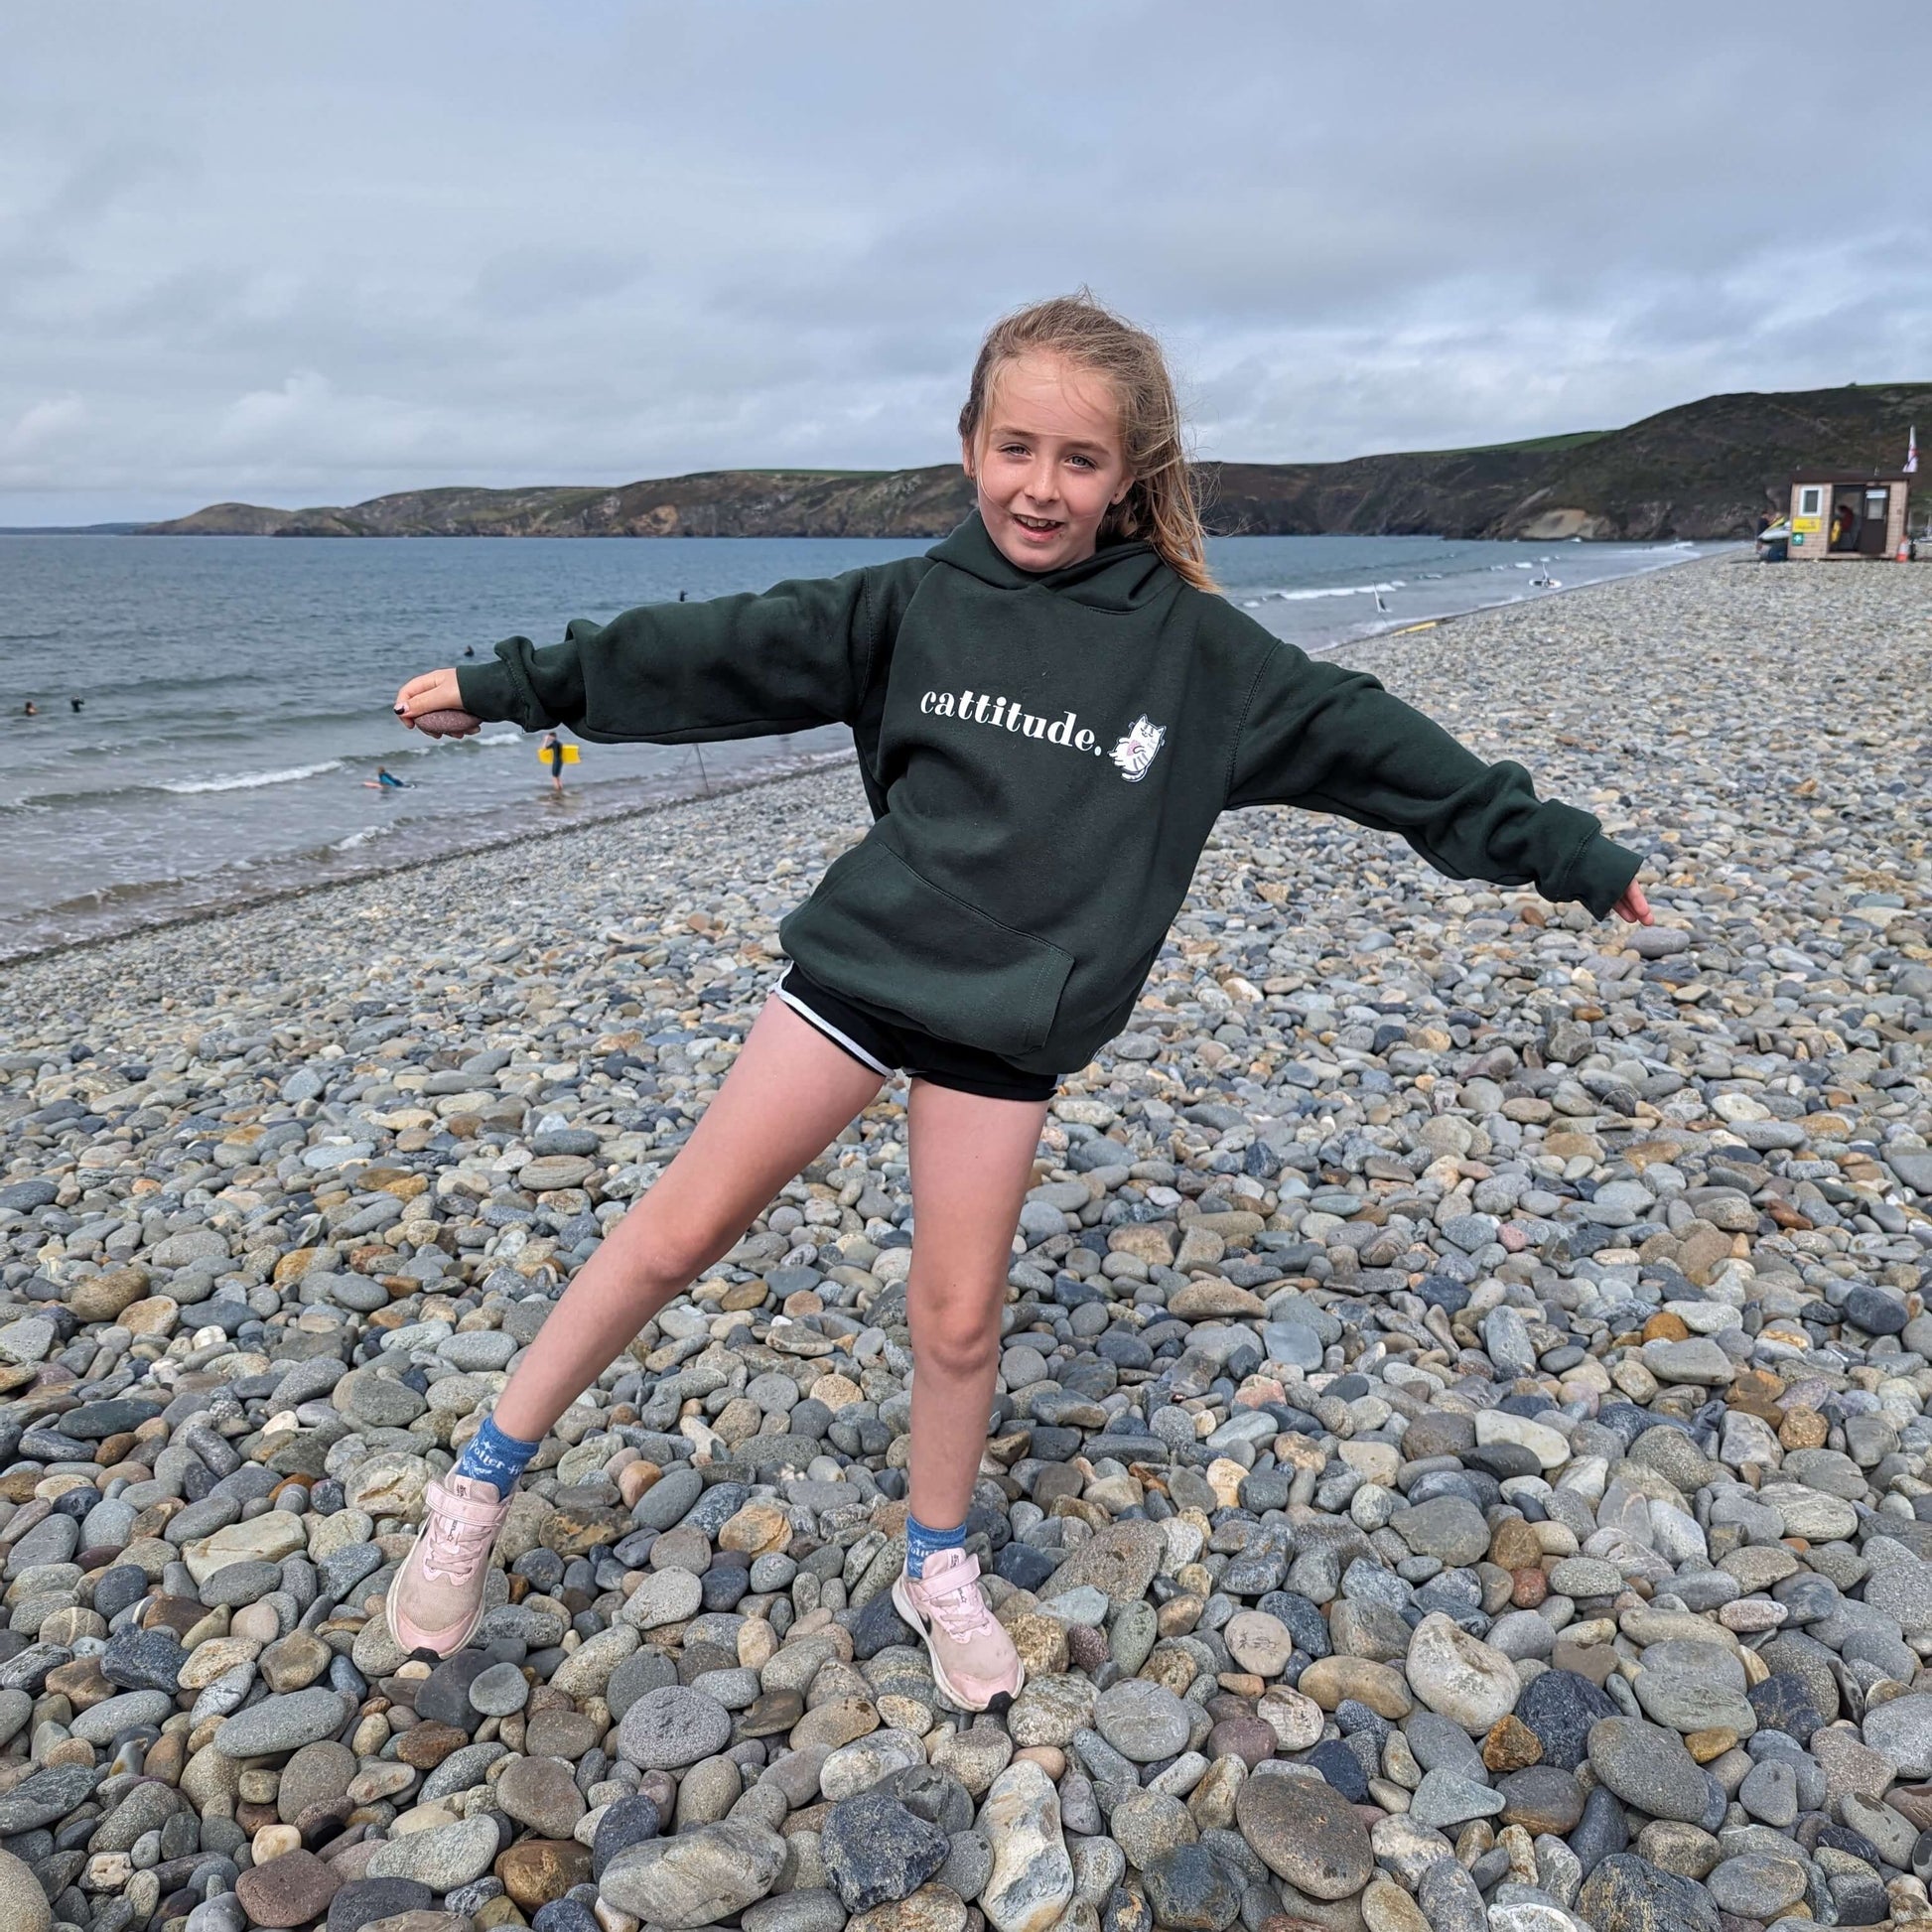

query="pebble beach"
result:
[0,554,1929,1932]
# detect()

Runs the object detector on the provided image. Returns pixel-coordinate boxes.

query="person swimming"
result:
[362,767,411,789]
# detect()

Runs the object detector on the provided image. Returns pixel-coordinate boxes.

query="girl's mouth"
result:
[1012,512,1062,537]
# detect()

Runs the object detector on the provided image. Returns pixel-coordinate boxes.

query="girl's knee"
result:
[918,1309,1002,1381]
[612,1197,741,1292]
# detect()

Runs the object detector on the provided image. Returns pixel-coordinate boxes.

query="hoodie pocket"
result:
[778,837,1074,1058]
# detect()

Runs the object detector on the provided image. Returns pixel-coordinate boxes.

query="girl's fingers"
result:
[1616,883,1654,925]
[395,670,458,719]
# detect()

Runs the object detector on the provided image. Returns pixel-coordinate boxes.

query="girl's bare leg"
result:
[902,1079,1051,1531]
[490,997,886,1443]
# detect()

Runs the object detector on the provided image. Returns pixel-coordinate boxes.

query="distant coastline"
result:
[8,382,1920,546]
[117,380,1928,544]
[0,523,146,536]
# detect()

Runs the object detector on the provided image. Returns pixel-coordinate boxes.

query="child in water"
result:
[388,293,1651,1707]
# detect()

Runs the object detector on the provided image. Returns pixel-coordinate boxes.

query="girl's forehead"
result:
[988,352,1122,443]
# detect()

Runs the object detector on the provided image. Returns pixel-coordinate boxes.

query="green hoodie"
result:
[458,511,1641,1075]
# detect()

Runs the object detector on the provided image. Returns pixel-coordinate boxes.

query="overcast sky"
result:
[5,1,1929,523]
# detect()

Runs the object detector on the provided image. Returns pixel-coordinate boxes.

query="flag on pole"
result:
[1908,425,1919,475]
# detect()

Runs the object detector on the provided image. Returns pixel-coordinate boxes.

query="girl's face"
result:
[963,350,1135,573]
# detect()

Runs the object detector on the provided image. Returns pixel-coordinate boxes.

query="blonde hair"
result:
[958,290,1216,593]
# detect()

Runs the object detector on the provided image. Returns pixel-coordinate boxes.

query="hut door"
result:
[1860,488,1890,555]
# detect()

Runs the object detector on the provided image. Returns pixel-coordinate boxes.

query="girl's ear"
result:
[959,431,977,482]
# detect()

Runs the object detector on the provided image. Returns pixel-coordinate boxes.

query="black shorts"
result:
[772,960,1059,1103]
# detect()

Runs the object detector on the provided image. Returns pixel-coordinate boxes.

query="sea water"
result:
[0,530,1720,960]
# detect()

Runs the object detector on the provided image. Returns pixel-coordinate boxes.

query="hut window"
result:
[1799,485,1823,516]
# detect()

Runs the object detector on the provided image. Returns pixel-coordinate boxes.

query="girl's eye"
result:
[1068,454,1096,470]
[1000,444,1029,457]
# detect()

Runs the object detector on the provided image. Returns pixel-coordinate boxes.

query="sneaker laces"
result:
[921,1563,998,1644]
[420,1506,496,1585]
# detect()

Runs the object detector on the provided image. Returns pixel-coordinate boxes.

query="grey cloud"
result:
[2,0,1928,522]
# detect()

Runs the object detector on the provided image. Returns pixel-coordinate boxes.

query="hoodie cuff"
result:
[1565,834,1644,920]
[457,655,533,729]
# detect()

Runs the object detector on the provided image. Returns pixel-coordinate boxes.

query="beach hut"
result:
[1786,472,1911,559]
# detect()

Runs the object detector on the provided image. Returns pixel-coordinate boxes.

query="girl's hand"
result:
[1615,880,1653,925]
[395,669,466,729]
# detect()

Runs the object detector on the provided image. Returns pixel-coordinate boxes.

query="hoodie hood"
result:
[926,510,1173,614]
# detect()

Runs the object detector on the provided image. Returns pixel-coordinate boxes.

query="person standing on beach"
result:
[388,293,1653,1704]
[539,729,566,793]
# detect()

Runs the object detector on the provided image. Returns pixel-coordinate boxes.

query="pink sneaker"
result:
[892,1548,1025,1712]
[385,1474,511,1657]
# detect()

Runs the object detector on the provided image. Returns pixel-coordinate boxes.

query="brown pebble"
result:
[1483,1716,1544,1772]
[234,1848,342,1929]
[1511,1568,1549,1609]
[395,1722,473,1768]
[143,1595,207,1640]
[145,1732,188,1785]
[1207,1715,1280,1768]
[617,1461,661,1508]
[1157,1594,1204,1637]
[46,1657,112,1707]
[1488,1520,1542,1571]
[495,1839,592,1910]
[1725,1368,1788,1422]
[1779,1408,1828,1449]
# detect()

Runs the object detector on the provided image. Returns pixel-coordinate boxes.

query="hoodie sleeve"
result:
[1226,637,1642,918]
[455,563,889,745]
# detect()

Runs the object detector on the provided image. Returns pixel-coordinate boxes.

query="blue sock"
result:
[455,1416,540,1498]
[904,1513,968,1580]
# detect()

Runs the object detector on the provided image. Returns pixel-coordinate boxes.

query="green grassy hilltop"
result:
[145,382,1929,542]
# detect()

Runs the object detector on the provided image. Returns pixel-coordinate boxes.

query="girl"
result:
[386,293,1652,1709]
